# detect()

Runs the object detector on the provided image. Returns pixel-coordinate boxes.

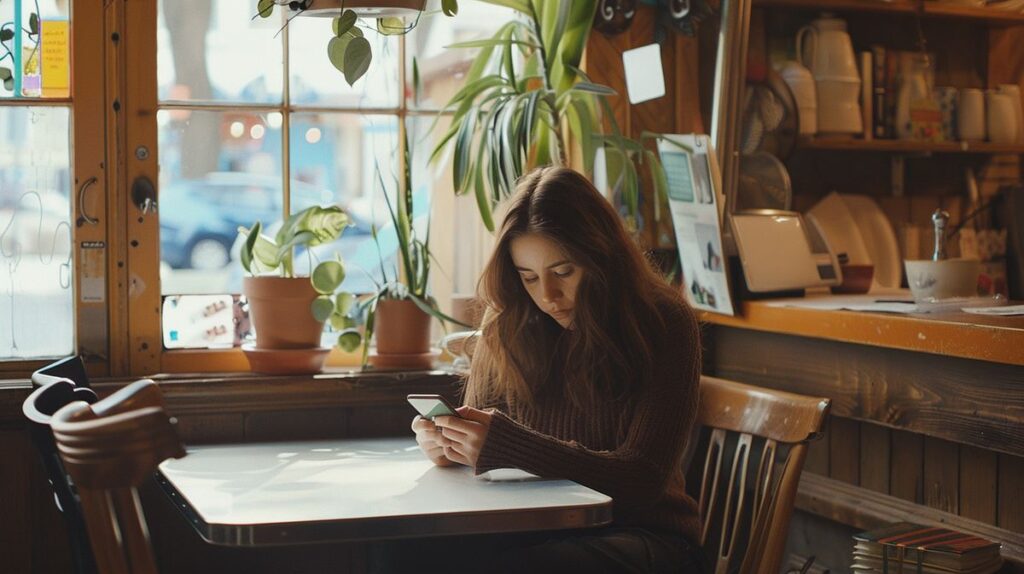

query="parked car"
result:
[160,172,370,271]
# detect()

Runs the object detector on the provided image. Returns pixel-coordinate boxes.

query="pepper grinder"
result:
[931,208,949,261]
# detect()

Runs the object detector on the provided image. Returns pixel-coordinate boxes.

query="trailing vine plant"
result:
[0,0,41,93]
[253,0,458,86]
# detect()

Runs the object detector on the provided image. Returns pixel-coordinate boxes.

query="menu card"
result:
[658,134,735,316]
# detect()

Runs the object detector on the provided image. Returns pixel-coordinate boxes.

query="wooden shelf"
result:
[798,137,1024,154]
[754,0,1024,25]
[699,299,1024,366]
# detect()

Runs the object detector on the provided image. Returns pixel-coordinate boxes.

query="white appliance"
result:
[730,210,842,293]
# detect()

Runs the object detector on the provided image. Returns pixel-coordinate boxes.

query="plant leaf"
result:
[29,13,39,35]
[0,29,14,42]
[327,35,353,73]
[475,0,530,13]
[408,294,473,329]
[335,292,355,315]
[312,260,346,294]
[645,149,668,222]
[337,329,362,352]
[297,206,349,245]
[330,313,357,330]
[238,221,262,274]
[252,232,282,270]
[257,0,275,19]
[311,296,336,322]
[343,37,372,86]
[333,10,357,36]
[441,0,459,16]
[452,111,477,193]
[571,82,617,96]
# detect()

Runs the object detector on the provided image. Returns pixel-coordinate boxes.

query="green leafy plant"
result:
[360,127,468,364]
[238,205,364,352]
[430,0,665,232]
[254,0,458,86]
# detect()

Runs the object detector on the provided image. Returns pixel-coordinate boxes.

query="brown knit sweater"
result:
[470,300,702,543]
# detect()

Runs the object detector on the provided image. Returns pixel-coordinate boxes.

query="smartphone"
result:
[407,394,462,420]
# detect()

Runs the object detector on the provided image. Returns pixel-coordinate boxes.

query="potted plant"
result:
[254,0,458,85]
[237,205,363,374]
[361,128,468,370]
[430,0,666,232]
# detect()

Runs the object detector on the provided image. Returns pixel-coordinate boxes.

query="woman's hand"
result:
[411,415,457,467]
[433,406,493,468]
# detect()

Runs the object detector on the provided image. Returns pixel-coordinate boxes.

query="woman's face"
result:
[509,233,582,329]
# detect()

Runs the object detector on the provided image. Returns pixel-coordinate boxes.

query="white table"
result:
[156,437,613,546]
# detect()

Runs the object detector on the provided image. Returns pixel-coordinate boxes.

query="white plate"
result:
[806,191,871,266]
[841,194,902,289]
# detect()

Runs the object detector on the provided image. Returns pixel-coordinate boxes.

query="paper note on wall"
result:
[41,19,70,98]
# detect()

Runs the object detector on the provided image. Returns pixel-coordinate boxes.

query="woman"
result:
[411,166,703,573]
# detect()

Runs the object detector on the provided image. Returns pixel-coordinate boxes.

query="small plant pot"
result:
[243,276,324,350]
[370,298,433,369]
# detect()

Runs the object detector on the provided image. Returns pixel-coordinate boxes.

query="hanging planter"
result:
[255,0,458,85]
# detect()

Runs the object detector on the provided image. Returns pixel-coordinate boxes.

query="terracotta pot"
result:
[243,276,323,350]
[373,298,431,355]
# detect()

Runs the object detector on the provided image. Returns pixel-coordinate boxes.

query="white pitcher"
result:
[796,14,860,81]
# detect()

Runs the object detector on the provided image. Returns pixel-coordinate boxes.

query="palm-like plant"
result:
[430,0,662,231]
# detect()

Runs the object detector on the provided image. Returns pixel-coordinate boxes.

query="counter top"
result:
[700,299,1024,366]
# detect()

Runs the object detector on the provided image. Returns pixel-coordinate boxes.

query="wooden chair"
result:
[690,376,831,574]
[25,356,100,574]
[50,379,186,574]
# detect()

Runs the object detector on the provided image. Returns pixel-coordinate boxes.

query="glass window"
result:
[157,0,516,351]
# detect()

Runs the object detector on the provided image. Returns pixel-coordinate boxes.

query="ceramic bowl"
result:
[904,259,981,301]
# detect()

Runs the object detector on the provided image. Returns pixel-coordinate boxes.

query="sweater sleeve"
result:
[474,304,701,507]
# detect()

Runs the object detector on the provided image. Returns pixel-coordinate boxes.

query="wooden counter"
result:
[700,300,1024,366]
[700,300,1024,571]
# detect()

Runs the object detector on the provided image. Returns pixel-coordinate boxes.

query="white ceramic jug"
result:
[796,14,859,80]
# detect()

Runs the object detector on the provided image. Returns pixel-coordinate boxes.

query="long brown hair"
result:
[465,166,687,410]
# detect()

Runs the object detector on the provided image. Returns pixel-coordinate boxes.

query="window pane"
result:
[288,113,398,294]
[157,0,283,104]
[0,106,73,359]
[162,294,250,349]
[0,1,71,99]
[289,17,399,109]
[405,0,518,110]
[158,109,288,295]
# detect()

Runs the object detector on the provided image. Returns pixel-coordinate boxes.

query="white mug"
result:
[958,88,985,142]
[987,90,1018,145]
[996,84,1023,143]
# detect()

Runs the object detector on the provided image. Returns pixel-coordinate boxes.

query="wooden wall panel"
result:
[960,445,998,524]
[710,327,1024,457]
[924,437,960,514]
[890,429,924,504]
[859,423,890,494]
[1000,454,1024,533]
[1,431,32,573]
[829,417,860,485]
[244,408,350,442]
[173,413,244,444]
[804,424,829,476]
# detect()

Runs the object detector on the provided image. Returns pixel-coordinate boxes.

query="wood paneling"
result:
[804,423,829,476]
[924,436,960,514]
[999,454,1024,532]
[890,429,924,504]
[710,326,1024,456]
[829,417,860,485]
[859,423,890,494]
[960,445,998,524]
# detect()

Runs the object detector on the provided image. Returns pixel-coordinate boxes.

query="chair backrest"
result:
[692,376,830,574]
[24,356,99,574]
[32,354,93,390]
[51,379,186,574]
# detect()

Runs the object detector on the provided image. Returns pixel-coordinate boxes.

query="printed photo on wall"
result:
[657,134,735,316]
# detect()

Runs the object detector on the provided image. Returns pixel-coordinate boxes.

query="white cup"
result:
[996,84,1023,143]
[958,88,985,142]
[987,91,1019,144]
